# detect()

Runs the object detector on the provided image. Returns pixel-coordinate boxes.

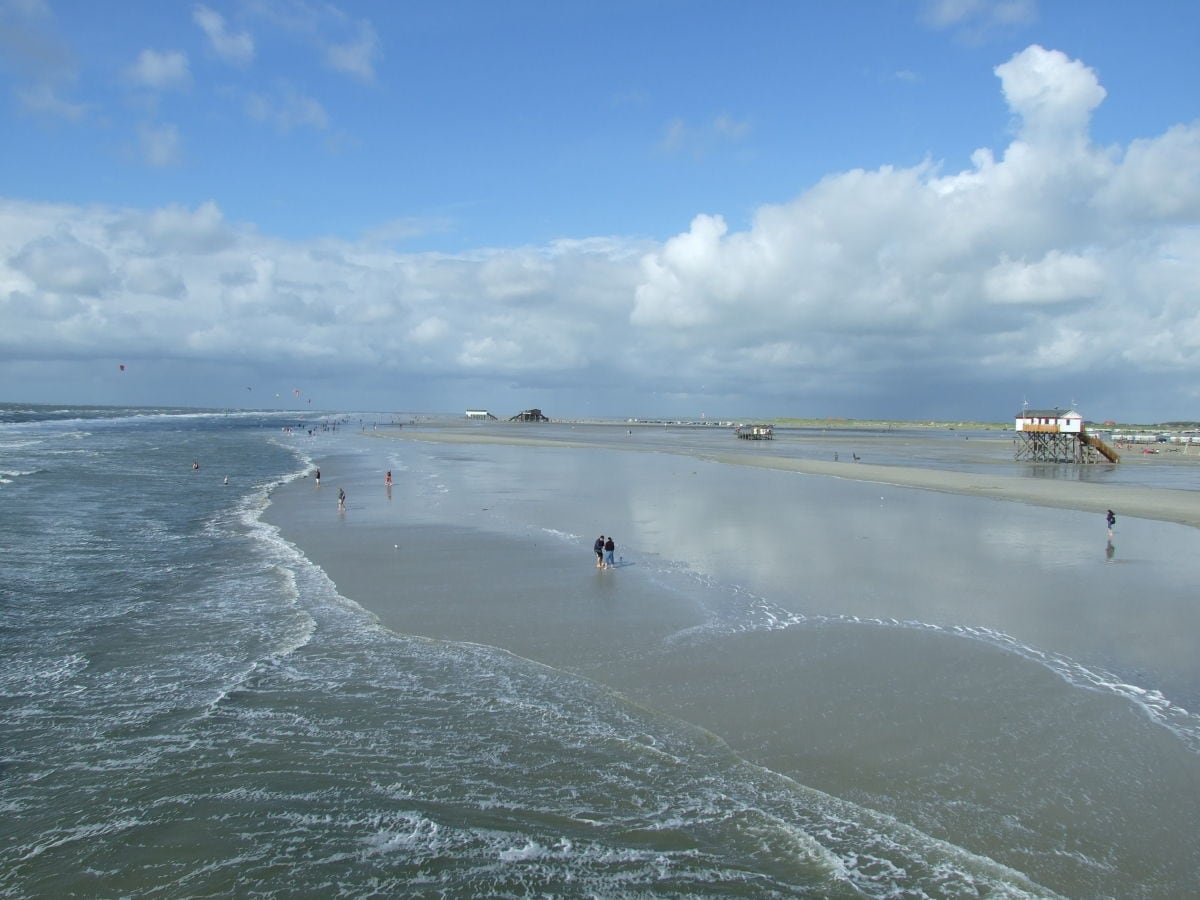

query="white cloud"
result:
[16,82,86,120]
[192,3,254,66]
[2,44,1199,419]
[1097,124,1200,222]
[994,44,1104,142]
[983,251,1105,305]
[409,316,449,344]
[713,114,751,140]
[122,201,234,254]
[246,2,380,82]
[244,85,328,132]
[10,232,115,295]
[126,49,191,91]
[920,0,1037,37]
[325,21,379,81]
[630,45,1200,402]
[658,114,752,157]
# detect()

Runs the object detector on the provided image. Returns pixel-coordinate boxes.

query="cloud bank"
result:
[2,45,1199,420]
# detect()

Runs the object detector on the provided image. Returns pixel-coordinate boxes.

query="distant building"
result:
[1014,408,1083,434]
[465,409,497,420]
[734,424,774,440]
[510,408,549,422]
[1014,407,1118,463]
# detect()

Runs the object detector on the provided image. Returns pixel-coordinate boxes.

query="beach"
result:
[8,408,1200,896]
[263,422,1200,897]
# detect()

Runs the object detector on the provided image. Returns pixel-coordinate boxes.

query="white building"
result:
[1014,408,1083,434]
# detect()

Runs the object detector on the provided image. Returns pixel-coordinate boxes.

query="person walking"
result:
[594,535,605,568]
[1106,509,1116,537]
[604,536,615,568]
[385,470,392,487]
[338,487,346,510]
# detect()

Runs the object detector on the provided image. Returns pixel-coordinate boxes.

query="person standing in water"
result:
[385,470,392,487]
[1106,509,1116,537]
[314,468,321,486]
[604,536,615,568]
[338,487,346,510]
[594,535,605,568]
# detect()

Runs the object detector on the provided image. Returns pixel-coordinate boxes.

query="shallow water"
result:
[325,424,1200,895]
[4,406,1199,897]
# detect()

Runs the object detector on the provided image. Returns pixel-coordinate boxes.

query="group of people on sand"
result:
[593,534,616,569]
[311,466,394,511]
[310,467,345,510]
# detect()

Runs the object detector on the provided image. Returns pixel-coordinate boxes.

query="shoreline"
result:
[264,427,1200,896]
[368,427,1200,529]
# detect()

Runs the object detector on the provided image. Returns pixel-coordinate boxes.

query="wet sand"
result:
[373,426,1200,528]
[265,428,1200,896]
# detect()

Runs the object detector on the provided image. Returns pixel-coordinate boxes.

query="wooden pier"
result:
[1013,408,1119,463]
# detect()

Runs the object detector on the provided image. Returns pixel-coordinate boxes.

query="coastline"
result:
[369,427,1200,529]
[261,426,1200,896]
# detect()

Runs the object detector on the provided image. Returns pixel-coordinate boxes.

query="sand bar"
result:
[373,426,1200,528]
[265,428,1200,896]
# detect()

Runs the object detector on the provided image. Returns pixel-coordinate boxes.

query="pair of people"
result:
[594,535,616,568]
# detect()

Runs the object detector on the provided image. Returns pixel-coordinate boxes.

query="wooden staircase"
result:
[1079,429,1120,463]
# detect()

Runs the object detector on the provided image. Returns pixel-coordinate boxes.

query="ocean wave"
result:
[677,566,1200,756]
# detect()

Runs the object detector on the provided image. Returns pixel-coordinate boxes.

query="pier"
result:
[1014,408,1120,464]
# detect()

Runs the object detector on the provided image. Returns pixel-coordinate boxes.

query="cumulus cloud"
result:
[994,44,1104,142]
[983,251,1105,305]
[192,3,254,66]
[110,200,234,254]
[2,44,1199,419]
[10,232,115,295]
[631,44,1200,410]
[126,49,191,91]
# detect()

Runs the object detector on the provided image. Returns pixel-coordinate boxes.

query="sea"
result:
[3,404,1199,898]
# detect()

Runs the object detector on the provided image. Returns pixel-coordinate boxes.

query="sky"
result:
[1,1,1199,423]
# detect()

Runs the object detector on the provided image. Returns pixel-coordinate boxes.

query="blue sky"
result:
[2,0,1199,422]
